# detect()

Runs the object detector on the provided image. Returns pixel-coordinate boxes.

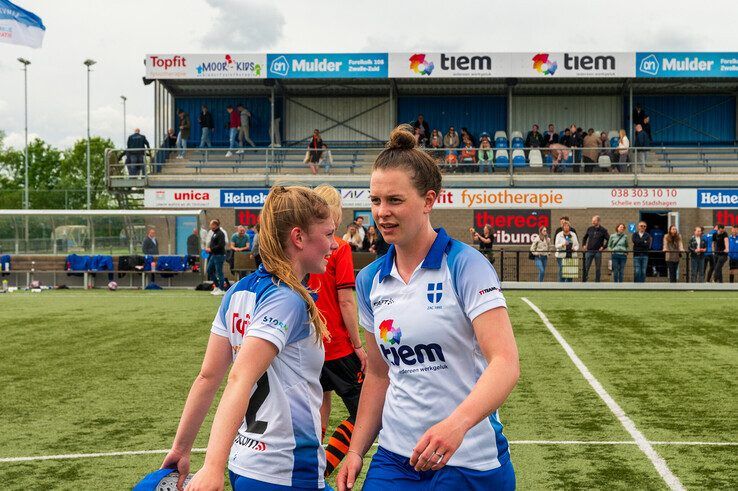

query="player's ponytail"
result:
[259,186,330,342]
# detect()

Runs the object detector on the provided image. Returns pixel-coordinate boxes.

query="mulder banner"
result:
[267,53,388,78]
[636,52,738,78]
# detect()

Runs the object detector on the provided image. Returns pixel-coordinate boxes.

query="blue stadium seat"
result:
[511,137,524,148]
[495,137,508,149]
[610,137,619,148]
[512,149,527,167]
[544,153,553,164]
[494,150,509,168]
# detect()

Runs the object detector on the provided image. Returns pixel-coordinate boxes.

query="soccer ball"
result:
[107,281,118,291]
[156,471,192,490]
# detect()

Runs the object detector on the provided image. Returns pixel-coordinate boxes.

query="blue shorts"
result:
[362,446,515,491]
[229,471,334,491]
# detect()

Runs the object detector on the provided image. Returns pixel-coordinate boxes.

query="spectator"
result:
[599,131,611,165]
[554,216,577,237]
[478,138,493,173]
[713,224,729,283]
[470,224,494,263]
[366,225,379,253]
[176,109,190,159]
[125,128,150,176]
[559,127,573,148]
[633,103,647,126]
[608,223,628,283]
[616,129,629,172]
[303,128,324,175]
[582,128,600,173]
[729,227,738,283]
[318,143,333,173]
[250,222,261,268]
[411,114,430,146]
[547,143,570,172]
[430,128,444,145]
[570,125,583,168]
[428,132,445,162]
[634,123,651,172]
[688,226,707,283]
[373,227,389,257]
[460,127,476,147]
[237,104,255,150]
[142,227,159,256]
[444,126,460,148]
[198,105,214,148]
[632,221,651,283]
[206,219,227,295]
[443,150,458,173]
[525,124,544,148]
[704,226,715,282]
[342,223,363,251]
[663,225,684,283]
[530,225,551,282]
[229,225,251,278]
[642,115,653,141]
[555,221,579,282]
[459,136,476,173]
[479,132,491,145]
[186,227,200,270]
[582,215,610,283]
[544,123,559,147]
[355,215,368,249]
[225,106,240,157]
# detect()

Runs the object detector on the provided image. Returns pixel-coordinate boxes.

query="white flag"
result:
[0,0,45,48]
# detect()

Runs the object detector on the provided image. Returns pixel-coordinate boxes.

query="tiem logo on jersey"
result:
[427,282,443,303]
[379,319,402,345]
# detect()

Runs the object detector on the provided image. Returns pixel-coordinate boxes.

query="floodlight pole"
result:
[84,59,96,210]
[121,95,127,147]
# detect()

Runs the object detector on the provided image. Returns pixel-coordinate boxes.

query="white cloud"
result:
[200,0,285,50]
[3,131,41,150]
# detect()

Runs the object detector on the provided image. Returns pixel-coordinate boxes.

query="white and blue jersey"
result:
[356,228,510,471]
[211,265,327,488]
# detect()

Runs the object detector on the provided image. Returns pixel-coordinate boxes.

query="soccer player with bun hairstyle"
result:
[308,185,367,478]
[162,186,338,491]
[337,126,520,491]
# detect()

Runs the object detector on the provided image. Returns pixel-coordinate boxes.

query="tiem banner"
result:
[636,52,738,78]
[388,52,509,78]
[267,53,388,78]
[511,52,635,78]
[146,54,266,79]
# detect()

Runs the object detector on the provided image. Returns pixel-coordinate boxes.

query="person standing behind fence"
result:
[198,105,214,148]
[176,109,190,159]
[237,104,255,151]
[728,227,738,283]
[663,225,684,283]
[607,223,628,283]
[125,128,150,176]
[634,124,650,172]
[703,226,715,282]
[712,224,729,283]
[249,223,261,268]
[631,221,651,283]
[206,219,227,295]
[530,226,551,282]
[304,129,324,175]
[555,222,579,282]
[582,215,609,283]
[471,224,494,263]
[142,228,159,256]
[225,106,240,158]
[615,129,629,173]
[229,225,251,279]
[688,227,707,283]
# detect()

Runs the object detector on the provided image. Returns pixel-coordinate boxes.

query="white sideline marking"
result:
[2,441,736,463]
[521,297,686,491]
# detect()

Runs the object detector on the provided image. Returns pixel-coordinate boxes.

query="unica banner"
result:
[340,188,697,209]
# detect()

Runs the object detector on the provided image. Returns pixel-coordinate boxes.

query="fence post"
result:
[499,250,505,281]
[515,251,520,282]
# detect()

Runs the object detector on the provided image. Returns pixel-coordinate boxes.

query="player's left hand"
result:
[184,465,223,491]
[409,417,466,472]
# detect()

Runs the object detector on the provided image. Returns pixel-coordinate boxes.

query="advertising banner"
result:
[235,209,261,226]
[144,188,219,208]
[340,188,697,209]
[511,52,635,78]
[220,189,269,208]
[388,52,509,78]
[473,209,551,245]
[267,53,387,78]
[145,53,266,79]
[636,52,738,78]
[696,189,738,208]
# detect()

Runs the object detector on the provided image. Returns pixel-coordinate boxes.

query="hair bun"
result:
[387,125,417,150]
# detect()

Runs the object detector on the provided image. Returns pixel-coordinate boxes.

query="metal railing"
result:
[105,144,738,185]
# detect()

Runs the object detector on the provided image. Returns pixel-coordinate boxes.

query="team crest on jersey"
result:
[427,282,443,303]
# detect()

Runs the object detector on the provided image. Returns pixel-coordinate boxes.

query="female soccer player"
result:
[161,186,337,491]
[337,126,520,491]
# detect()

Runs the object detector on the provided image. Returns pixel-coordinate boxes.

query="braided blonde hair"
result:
[259,186,330,342]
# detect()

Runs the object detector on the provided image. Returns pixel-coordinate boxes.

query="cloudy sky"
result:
[1,0,736,150]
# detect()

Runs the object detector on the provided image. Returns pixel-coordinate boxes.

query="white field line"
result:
[521,297,686,491]
[2,441,737,463]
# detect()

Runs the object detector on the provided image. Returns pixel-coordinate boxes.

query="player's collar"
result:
[379,228,452,283]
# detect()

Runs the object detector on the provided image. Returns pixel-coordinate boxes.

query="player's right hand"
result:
[161,449,191,491]
[336,450,363,491]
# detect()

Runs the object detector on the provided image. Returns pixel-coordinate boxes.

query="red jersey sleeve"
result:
[333,241,356,290]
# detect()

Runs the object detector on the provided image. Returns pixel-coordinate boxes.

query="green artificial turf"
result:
[1,290,736,489]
